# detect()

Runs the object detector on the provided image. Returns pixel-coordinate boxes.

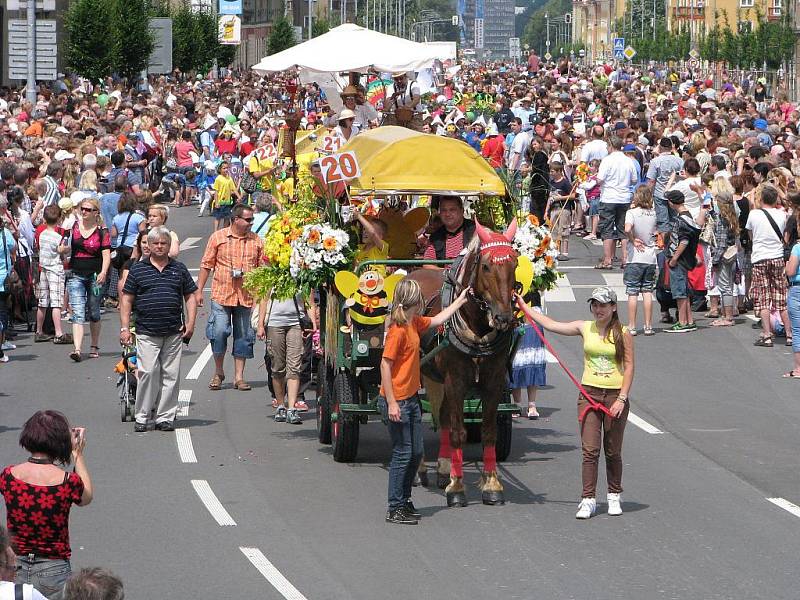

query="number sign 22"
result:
[320,151,361,183]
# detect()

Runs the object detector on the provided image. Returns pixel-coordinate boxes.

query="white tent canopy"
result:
[251,23,442,74]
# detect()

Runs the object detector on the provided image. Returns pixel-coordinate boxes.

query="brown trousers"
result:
[578,385,629,498]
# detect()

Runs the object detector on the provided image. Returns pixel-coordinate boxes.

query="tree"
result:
[312,17,330,38]
[268,17,297,55]
[109,0,154,82]
[65,0,114,81]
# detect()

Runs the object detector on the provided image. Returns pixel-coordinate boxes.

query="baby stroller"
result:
[115,342,138,422]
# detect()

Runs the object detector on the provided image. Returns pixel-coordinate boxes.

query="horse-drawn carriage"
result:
[312,127,543,505]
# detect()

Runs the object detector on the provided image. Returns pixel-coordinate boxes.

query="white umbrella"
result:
[251,23,441,74]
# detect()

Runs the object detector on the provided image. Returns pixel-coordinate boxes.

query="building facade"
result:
[460,0,516,57]
[571,0,624,62]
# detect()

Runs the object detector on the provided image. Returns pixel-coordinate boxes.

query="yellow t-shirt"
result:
[580,320,625,389]
[212,175,237,206]
[355,240,389,275]
[248,155,274,188]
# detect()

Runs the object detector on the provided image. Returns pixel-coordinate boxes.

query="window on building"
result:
[737,20,753,32]
[739,0,754,6]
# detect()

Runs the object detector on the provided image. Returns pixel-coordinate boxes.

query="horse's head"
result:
[471,218,518,332]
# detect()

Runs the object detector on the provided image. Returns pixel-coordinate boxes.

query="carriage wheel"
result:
[332,372,360,463]
[316,360,332,445]
[495,413,513,462]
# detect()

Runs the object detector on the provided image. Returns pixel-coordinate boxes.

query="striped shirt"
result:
[200,227,264,308]
[423,229,465,260]
[123,257,198,336]
[41,176,61,207]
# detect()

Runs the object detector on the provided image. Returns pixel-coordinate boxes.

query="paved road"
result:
[3,209,800,600]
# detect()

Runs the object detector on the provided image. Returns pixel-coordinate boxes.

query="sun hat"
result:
[338,109,356,121]
[54,149,75,161]
[587,286,617,304]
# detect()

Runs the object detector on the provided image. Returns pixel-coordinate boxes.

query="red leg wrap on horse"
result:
[451,448,464,477]
[483,446,497,473]
[439,428,452,459]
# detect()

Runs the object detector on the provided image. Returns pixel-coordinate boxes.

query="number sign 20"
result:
[320,151,361,183]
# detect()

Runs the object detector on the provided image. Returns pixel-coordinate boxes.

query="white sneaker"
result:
[1,341,16,350]
[607,493,623,516]
[575,497,596,519]
[629,328,638,336]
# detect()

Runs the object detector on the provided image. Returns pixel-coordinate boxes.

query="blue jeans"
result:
[654,195,675,233]
[787,286,800,353]
[205,300,255,359]
[378,395,424,511]
[17,555,71,600]
[66,273,102,324]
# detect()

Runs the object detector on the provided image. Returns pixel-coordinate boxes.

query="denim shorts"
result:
[669,264,689,299]
[623,263,657,295]
[66,273,102,324]
[205,300,255,359]
[212,204,233,220]
[588,196,600,217]
[17,555,71,600]
[598,202,630,240]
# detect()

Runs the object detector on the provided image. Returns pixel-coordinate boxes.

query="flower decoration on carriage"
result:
[575,162,590,183]
[288,223,354,296]
[511,214,561,292]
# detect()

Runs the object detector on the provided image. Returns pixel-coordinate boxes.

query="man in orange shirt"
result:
[23,112,45,137]
[197,203,264,391]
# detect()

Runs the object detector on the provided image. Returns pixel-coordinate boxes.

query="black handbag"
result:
[292,297,314,331]
[241,168,258,194]
[111,213,135,270]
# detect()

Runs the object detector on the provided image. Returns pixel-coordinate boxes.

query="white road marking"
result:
[544,274,576,302]
[240,547,309,600]
[559,265,604,270]
[601,273,629,299]
[176,429,197,463]
[627,411,664,434]
[186,344,213,380]
[177,389,192,417]
[179,236,202,251]
[745,314,759,322]
[545,350,557,363]
[590,238,604,246]
[767,497,800,518]
[191,480,236,526]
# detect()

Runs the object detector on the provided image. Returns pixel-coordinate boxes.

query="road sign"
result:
[613,37,625,60]
[218,0,242,14]
[564,12,572,24]
[509,37,521,60]
[544,52,552,61]
[218,15,241,45]
[7,19,57,81]
[689,48,700,60]
[474,18,484,49]
[688,58,700,69]
[148,18,173,75]
[623,45,636,60]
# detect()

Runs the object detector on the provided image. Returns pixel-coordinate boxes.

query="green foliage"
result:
[614,20,690,62]
[312,17,330,38]
[109,0,154,82]
[268,17,297,55]
[171,6,233,74]
[65,0,114,81]
[522,0,571,56]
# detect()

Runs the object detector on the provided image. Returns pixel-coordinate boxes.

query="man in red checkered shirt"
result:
[423,197,475,263]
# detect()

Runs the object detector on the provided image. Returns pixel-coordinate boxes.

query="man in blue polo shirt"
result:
[119,227,198,433]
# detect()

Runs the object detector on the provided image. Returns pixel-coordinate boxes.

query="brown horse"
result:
[408,219,519,506]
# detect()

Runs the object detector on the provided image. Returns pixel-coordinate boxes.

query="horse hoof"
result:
[446,492,468,507]
[437,473,450,489]
[482,490,505,506]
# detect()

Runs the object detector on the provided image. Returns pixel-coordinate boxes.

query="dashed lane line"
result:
[186,344,213,380]
[179,236,202,251]
[240,547,309,600]
[176,429,197,463]
[627,412,665,434]
[191,480,236,526]
[177,389,192,417]
[544,274,576,302]
[767,497,800,518]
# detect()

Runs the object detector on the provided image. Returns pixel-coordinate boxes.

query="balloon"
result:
[641,76,651,84]
[97,94,109,107]
[466,111,475,122]
[225,114,237,124]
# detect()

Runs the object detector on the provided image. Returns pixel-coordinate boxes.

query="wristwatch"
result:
[617,394,628,404]
[120,327,129,332]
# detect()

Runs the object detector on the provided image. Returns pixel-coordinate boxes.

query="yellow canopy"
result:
[339,126,506,196]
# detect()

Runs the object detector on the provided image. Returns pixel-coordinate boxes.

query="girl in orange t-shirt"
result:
[379,279,468,524]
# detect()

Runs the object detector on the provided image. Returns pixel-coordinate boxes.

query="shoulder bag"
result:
[760,208,791,261]
[111,212,135,270]
[240,168,258,194]
[2,229,23,296]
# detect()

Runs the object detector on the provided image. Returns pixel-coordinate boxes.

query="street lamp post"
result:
[546,12,550,57]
